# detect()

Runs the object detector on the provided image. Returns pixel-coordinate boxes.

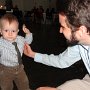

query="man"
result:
[24,0,90,90]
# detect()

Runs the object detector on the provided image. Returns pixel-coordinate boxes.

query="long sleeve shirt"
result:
[34,45,90,74]
[0,33,33,67]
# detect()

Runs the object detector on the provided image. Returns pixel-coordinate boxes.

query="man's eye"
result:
[61,26,64,29]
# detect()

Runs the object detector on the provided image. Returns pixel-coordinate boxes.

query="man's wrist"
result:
[31,51,36,58]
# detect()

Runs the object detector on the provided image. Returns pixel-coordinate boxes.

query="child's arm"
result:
[23,24,31,35]
[23,24,33,44]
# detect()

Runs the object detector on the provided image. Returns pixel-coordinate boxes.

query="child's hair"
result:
[0,13,19,27]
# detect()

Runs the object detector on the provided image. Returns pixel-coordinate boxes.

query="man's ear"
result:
[79,25,87,34]
[77,26,88,37]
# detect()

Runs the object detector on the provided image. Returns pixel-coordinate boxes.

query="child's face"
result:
[1,20,19,42]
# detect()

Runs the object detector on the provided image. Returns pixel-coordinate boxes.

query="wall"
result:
[0,0,57,11]
[0,0,5,9]
[13,0,24,11]
[19,0,57,11]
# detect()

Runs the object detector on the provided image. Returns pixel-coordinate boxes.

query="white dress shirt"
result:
[34,45,90,74]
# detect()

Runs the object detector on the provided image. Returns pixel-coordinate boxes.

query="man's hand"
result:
[24,43,35,58]
[23,24,30,34]
[36,87,57,90]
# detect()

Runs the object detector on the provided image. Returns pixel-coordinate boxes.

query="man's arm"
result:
[24,43,81,68]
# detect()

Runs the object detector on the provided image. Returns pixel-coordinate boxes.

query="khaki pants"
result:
[0,64,31,90]
[57,74,90,90]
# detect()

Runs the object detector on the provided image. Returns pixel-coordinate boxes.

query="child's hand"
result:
[23,24,30,34]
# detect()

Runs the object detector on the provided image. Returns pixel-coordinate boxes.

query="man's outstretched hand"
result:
[24,43,35,58]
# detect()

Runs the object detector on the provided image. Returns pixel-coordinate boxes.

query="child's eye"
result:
[12,30,16,32]
[4,30,8,32]
[3,29,17,32]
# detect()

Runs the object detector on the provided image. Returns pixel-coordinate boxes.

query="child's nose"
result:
[9,31,12,35]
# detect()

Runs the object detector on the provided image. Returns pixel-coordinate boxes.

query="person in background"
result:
[0,13,32,90]
[24,0,90,90]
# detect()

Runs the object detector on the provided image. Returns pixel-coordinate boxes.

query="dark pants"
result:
[0,64,31,90]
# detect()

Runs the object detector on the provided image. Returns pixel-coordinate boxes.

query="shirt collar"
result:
[80,44,90,51]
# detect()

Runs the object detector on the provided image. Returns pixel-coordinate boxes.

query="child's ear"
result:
[18,29,19,32]
[0,28,2,34]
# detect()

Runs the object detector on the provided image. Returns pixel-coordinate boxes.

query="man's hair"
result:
[0,13,19,26]
[62,0,90,33]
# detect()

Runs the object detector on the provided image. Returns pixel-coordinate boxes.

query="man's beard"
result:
[67,32,79,46]
[67,39,79,46]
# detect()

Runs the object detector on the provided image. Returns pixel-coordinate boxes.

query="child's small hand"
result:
[23,24,30,34]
